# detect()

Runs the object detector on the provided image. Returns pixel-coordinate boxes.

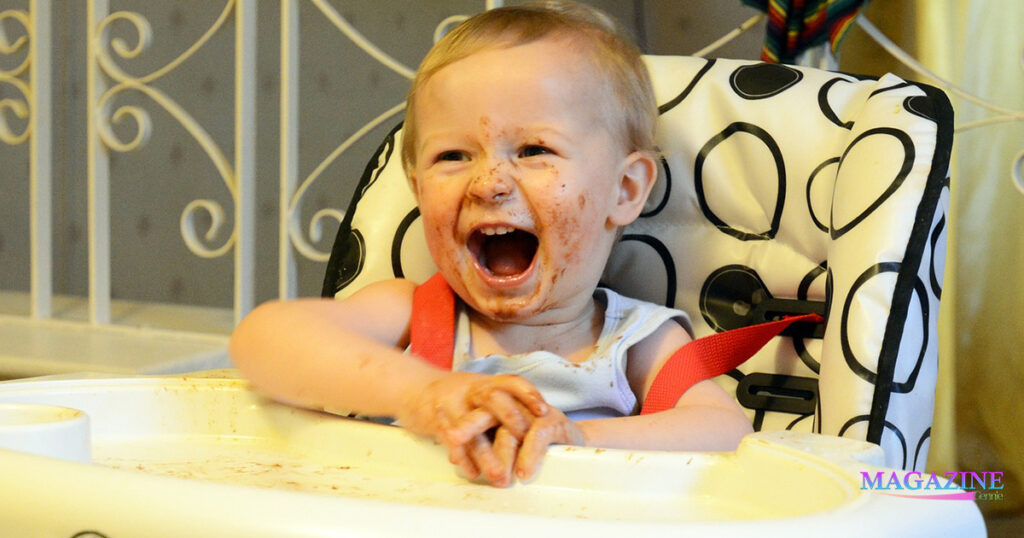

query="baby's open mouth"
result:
[468,226,539,278]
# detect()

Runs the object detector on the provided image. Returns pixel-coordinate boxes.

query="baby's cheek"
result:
[418,213,457,269]
[545,204,584,265]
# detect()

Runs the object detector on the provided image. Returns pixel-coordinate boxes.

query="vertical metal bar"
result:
[234,0,256,324]
[279,0,299,300]
[29,0,52,319]
[87,0,111,324]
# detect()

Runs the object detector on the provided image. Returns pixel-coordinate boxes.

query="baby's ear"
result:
[406,171,420,198]
[608,151,657,227]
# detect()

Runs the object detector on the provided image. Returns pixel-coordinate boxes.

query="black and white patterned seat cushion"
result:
[322,56,953,471]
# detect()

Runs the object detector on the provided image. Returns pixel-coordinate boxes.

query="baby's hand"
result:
[513,407,585,481]
[396,372,547,484]
[444,377,553,487]
[448,375,550,443]
[399,373,545,436]
[448,375,550,486]
[451,405,585,486]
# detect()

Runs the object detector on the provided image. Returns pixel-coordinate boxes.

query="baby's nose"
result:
[468,162,515,203]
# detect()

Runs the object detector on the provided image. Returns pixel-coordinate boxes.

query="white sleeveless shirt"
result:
[452,288,693,420]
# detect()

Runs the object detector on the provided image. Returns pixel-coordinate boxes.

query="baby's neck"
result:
[467,296,605,364]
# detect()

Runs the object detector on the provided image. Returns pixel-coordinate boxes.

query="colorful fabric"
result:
[741,0,870,63]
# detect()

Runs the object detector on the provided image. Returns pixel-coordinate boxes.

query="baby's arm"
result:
[230,279,547,483]
[231,279,435,418]
[576,320,753,451]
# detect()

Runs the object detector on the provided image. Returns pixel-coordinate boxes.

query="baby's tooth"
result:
[478,225,518,236]
[480,226,515,236]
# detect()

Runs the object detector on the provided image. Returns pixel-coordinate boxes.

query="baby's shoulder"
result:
[599,288,692,333]
[340,278,418,318]
[627,317,692,363]
[601,288,692,373]
[337,278,419,347]
[622,314,692,396]
[348,278,417,300]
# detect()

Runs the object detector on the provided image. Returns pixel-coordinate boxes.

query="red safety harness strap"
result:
[639,312,824,415]
[409,273,457,370]
[410,274,824,414]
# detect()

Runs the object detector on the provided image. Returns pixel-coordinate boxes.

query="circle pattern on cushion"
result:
[793,262,828,373]
[840,262,928,392]
[806,157,840,233]
[817,77,859,129]
[729,63,803,99]
[333,229,365,291]
[830,127,915,239]
[695,122,784,241]
[839,415,909,469]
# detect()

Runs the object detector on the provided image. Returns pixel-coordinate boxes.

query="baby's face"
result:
[411,36,635,323]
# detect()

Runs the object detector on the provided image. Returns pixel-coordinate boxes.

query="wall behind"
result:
[0,0,762,311]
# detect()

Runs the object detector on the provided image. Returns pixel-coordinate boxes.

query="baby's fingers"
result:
[466,434,510,487]
[447,408,499,445]
[467,390,533,440]
[514,425,558,480]
[446,441,480,480]
[515,414,584,481]
[472,375,548,417]
[493,426,519,478]
[439,411,480,480]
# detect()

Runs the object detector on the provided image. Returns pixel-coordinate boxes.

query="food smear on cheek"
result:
[428,215,463,279]
[551,266,567,285]
[546,203,582,266]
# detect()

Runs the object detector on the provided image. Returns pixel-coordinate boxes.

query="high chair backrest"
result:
[322,56,953,472]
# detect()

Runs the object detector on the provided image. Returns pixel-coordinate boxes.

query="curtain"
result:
[916,0,1024,519]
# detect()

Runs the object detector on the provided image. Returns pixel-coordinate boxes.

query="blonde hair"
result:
[400,1,657,173]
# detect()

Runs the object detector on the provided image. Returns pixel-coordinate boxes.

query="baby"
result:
[230,1,751,488]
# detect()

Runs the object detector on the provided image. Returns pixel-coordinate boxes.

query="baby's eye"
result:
[437,150,469,162]
[519,145,552,158]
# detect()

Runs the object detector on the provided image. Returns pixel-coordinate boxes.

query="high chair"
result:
[323,55,953,472]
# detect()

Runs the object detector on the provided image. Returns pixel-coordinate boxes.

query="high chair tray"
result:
[0,373,983,536]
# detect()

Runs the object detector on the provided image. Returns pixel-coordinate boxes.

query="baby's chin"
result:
[461,289,550,323]
[445,257,595,323]
[455,277,567,323]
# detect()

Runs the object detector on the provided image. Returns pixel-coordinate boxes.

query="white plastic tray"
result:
[0,372,984,537]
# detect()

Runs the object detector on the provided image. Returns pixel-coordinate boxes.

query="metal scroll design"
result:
[288,102,406,262]
[280,1,411,265]
[283,2,483,266]
[92,2,238,258]
[0,9,30,146]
